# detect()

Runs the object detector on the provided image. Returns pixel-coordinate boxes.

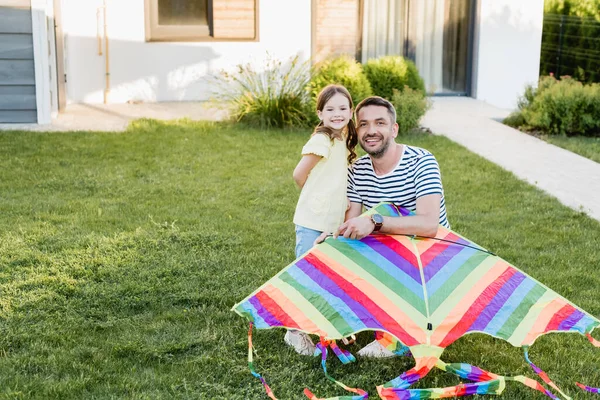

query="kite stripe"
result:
[279,271,355,335]
[304,252,420,346]
[420,235,453,269]
[422,240,468,282]
[248,295,283,328]
[294,260,377,332]
[296,260,384,329]
[546,304,578,332]
[497,283,547,341]
[469,270,527,332]
[370,235,420,270]
[439,267,516,347]
[333,240,424,299]
[557,309,585,331]
[255,290,301,330]
[262,283,322,335]
[482,277,537,337]
[361,236,422,283]
[427,251,491,313]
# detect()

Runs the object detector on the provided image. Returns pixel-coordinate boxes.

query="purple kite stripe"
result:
[296,258,387,331]
[557,309,586,331]
[422,242,468,281]
[248,295,283,327]
[361,236,422,283]
[469,270,526,332]
[397,206,412,217]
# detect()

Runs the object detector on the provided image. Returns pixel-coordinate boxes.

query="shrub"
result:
[524,77,600,136]
[364,56,426,99]
[307,55,372,110]
[508,75,600,137]
[391,87,431,135]
[211,55,312,129]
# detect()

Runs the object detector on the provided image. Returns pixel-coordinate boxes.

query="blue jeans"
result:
[295,225,322,258]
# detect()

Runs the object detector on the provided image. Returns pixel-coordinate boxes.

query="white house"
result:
[0,0,544,124]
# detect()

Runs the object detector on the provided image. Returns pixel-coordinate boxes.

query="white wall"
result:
[473,0,544,110]
[60,0,312,103]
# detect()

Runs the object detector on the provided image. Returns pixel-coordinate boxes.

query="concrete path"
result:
[421,97,600,222]
[0,102,226,132]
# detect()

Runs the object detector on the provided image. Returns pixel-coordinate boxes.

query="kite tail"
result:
[376,356,436,399]
[304,341,368,400]
[375,332,411,357]
[523,347,571,400]
[329,340,356,364]
[435,359,557,399]
[247,323,277,400]
[576,383,600,394]
[573,334,600,394]
[510,376,559,399]
[586,332,600,347]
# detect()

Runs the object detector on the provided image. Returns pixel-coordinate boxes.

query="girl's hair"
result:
[313,84,358,164]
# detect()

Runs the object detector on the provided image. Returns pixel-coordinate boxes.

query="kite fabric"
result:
[233,203,600,399]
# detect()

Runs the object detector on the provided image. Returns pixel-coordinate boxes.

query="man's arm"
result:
[335,194,441,240]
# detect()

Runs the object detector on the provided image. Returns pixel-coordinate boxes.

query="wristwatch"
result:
[370,213,384,232]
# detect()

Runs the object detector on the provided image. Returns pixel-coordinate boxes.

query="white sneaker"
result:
[284,330,316,356]
[357,340,396,358]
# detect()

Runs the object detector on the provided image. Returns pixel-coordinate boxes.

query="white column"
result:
[31,0,52,123]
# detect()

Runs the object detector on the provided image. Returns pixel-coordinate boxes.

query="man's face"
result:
[356,105,398,158]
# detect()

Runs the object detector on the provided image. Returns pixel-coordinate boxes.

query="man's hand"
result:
[334,216,374,240]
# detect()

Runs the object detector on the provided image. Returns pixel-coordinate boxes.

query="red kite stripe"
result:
[304,253,419,346]
[439,267,516,347]
[545,304,577,332]
[255,290,301,330]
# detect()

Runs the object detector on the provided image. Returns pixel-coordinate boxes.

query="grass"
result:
[0,120,599,399]
[537,135,600,164]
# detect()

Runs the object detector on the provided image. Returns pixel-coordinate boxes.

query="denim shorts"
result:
[295,225,322,258]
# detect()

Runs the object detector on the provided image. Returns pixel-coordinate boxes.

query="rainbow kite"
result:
[233,203,600,399]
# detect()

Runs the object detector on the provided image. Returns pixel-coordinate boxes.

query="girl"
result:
[285,84,358,355]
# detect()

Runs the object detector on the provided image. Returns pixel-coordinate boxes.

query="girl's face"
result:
[317,93,352,132]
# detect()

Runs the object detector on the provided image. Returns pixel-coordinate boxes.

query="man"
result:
[337,95,449,240]
[335,96,450,357]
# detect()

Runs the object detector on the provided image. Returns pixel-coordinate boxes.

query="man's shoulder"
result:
[404,145,434,157]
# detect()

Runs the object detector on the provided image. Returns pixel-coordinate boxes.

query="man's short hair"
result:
[355,96,396,125]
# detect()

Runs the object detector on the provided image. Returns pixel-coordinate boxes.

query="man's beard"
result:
[361,135,392,159]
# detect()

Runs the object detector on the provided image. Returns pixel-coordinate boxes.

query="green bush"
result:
[507,75,600,137]
[364,56,426,99]
[307,55,372,110]
[211,55,312,129]
[391,87,431,135]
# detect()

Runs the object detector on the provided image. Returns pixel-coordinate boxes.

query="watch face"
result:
[372,213,384,224]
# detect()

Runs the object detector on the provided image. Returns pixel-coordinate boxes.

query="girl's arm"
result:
[293,154,322,189]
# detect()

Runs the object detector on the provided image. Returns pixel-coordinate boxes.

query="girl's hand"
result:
[313,232,329,246]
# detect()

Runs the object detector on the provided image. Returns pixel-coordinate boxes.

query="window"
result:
[145,0,258,42]
[360,0,473,95]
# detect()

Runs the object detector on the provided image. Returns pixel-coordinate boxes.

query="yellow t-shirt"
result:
[293,133,348,233]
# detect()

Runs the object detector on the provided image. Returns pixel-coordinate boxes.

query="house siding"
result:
[313,0,359,63]
[61,0,310,104]
[0,0,37,123]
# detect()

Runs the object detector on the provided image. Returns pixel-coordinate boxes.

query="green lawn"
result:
[539,135,600,164]
[0,120,599,399]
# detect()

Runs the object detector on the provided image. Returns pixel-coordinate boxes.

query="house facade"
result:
[0,0,544,123]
